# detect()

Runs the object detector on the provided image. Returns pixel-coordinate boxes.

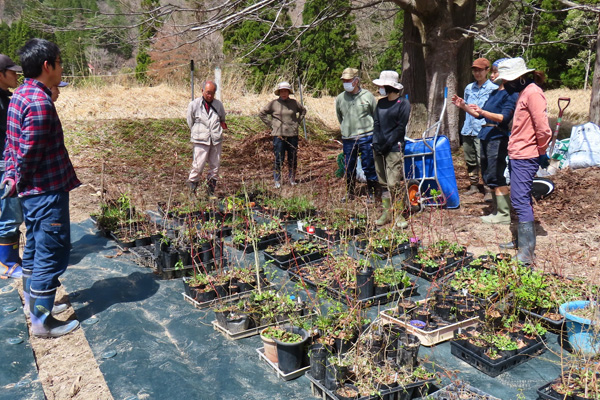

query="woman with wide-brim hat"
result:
[371,70,411,229]
[492,57,552,266]
[259,81,307,188]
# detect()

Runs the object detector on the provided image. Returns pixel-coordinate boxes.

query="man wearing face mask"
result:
[335,67,378,203]
[493,57,551,266]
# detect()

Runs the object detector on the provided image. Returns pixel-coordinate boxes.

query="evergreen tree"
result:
[136,0,160,83]
[299,0,359,96]
[0,22,10,56]
[223,2,294,91]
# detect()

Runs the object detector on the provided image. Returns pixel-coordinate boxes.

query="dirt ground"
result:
[17,117,600,399]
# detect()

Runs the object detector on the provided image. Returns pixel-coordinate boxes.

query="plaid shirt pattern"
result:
[4,78,80,196]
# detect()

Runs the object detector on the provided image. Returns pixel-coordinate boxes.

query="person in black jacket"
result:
[0,54,24,279]
[372,71,411,228]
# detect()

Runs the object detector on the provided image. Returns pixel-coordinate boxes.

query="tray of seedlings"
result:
[451,318,548,377]
[354,227,419,261]
[182,267,272,309]
[298,209,366,245]
[515,272,597,333]
[211,289,315,340]
[230,219,288,254]
[253,194,316,222]
[536,363,600,400]
[263,239,329,270]
[401,240,472,281]
[287,255,418,306]
[379,289,481,347]
[426,381,501,400]
[306,320,437,400]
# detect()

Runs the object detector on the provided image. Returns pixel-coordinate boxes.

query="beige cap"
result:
[340,68,359,80]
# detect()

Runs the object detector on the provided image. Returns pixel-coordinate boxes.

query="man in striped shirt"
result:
[2,39,80,338]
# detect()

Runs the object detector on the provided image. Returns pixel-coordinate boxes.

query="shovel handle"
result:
[557,97,571,117]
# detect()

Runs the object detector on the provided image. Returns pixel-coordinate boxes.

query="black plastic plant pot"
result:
[161,249,179,269]
[398,333,421,367]
[177,247,192,266]
[335,384,359,400]
[213,284,228,298]
[334,336,355,356]
[356,267,374,300]
[309,343,330,382]
[325,360,348,391]
[214,310,230,327]
[273,327,309,374]
[135,237,151,247]
[194,289,216,303]
[374,284,390,296]
[226,315,250,334]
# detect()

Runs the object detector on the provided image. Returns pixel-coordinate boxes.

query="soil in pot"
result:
[397,300,417,315]
[335,384,359,400]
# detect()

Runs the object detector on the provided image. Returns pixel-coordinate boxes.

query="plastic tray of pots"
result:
[287,267,419,307]
[426,381,501,400]
[450,330,546,377]
[536,372,600,400]
[129,245,155,268]
[212,309,317,341]
[232,233,286,254]
[401,253,474,281]
[379,298,480,347]
[181,282,276,310]
[306,370,434,400]
[263,249,327,270]
[519,307,564,332]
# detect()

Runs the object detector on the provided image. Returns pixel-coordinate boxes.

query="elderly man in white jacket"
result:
[186,80,227,195]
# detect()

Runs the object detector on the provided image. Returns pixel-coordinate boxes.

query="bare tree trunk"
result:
[589,14,600,124]
[401,13,427,105]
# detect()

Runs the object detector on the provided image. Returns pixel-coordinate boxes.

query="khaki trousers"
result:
[462,135,481,185]
[188,142,222,182]
[374,151,405,200]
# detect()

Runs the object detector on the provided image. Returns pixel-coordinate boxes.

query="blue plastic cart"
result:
[403,88,460,210]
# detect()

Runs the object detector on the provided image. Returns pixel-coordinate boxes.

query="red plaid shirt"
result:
[4,78,80,196]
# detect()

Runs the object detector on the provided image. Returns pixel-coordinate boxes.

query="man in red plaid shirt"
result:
[2,39,80,338]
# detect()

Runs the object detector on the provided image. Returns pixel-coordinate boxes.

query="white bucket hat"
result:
[372,70,403,91]
[493,57,534,84]
[274,81,294,96]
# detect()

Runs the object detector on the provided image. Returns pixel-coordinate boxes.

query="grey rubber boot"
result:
[483,186,493,202]
[465,184,479,195]
[481,194,510,224]
[499,221,518,250]
[376,198,392,226]
[516,221,536,266]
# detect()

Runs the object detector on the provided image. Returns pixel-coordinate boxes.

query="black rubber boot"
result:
[207,178,217,197]
[366,180,380,204]
[516,221,536,266]
[341,177,355,203]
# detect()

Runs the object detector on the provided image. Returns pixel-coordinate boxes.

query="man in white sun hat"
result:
[494,57,551,266]
[372,70,411,229]
[259,81,306,188]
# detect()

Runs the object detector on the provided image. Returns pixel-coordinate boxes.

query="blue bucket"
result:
[559,300,600,356]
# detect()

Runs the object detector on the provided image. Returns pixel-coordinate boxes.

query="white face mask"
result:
[343,81,355,92]
[378,87,387,96]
